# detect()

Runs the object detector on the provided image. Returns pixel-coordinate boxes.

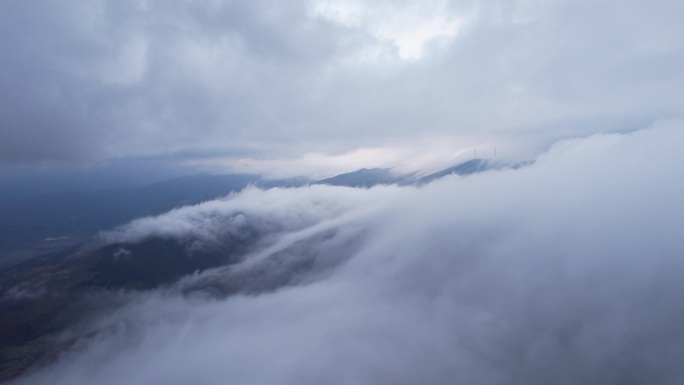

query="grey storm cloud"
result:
[9,120,684,384]
[1,0,684,165]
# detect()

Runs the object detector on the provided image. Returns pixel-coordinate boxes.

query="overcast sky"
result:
[1,0,683,176]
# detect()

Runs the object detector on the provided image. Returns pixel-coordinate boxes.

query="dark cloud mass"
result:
[1,0,683,165]
[7,121,684,384]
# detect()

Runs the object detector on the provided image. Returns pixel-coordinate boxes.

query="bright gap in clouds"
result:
[9,120,684,385]
[311,0,466,60]
[182,134,537,180]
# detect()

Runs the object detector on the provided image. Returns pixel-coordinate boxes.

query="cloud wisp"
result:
[8,121,684,384]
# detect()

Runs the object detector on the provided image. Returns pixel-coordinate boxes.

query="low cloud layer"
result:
[9,121,684,384]
[2,0,683,166]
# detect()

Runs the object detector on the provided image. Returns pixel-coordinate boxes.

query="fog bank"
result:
[11,121,684,385]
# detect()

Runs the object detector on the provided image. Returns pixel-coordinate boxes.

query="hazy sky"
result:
[2,0,683,176]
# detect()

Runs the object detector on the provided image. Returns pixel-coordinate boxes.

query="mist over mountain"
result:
[2,123,684,384]
[0,158,498,258]
[0,156,495,377]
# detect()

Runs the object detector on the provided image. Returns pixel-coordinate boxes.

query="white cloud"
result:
[101,184,391,246]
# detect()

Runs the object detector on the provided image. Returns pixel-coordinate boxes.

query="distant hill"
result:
[315,168,405,188]
[314,159,492,188]
[416,159,489,185]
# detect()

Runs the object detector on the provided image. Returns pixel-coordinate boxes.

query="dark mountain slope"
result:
[416,159,489,185]
[315,168,403,188]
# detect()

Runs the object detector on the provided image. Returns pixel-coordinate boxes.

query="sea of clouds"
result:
[11,120,684,385]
